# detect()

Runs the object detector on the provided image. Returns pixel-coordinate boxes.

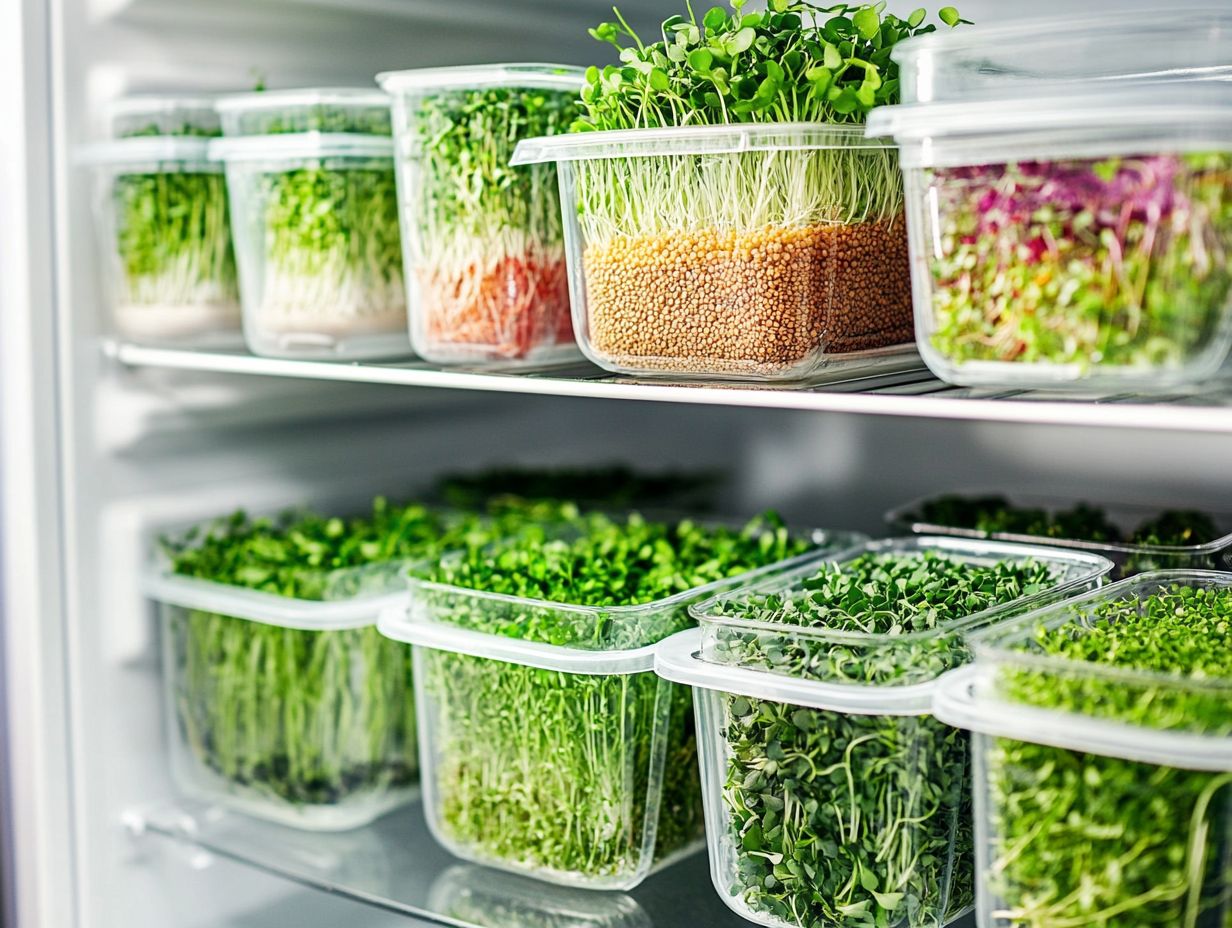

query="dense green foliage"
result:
[706,551,1060,928]
[988,585,1232,927]
[420,512,816,883]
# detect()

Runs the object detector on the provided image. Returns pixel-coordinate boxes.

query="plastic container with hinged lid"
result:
[210,131,409,359]
[511,124,918,382]
[934,570,1232,928]
[659,537,1113,928]
[377,517,864,889]
[377,64,584,365]
[868,84,1232,390]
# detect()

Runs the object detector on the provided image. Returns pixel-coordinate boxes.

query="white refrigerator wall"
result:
[0,0,1228,926]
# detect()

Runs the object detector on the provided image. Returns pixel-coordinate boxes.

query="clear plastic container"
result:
[211,133,410,359]
[868,86,1232,390]
[658,538,1112,928]
[378,524,864,889]
[144,560,421,831]
[511,124,917,381]
[934,571,1232,928]
[216,88,392,137]
[106,94,222,139]
[886,491,1232,579]
[893,7,1232,105]
[81,137,241,345]
[377,65,584,365]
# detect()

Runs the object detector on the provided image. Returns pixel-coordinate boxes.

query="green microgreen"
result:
[704,551,1062,928]
[988,584,1232,927]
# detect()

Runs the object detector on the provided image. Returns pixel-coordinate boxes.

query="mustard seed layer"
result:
[581,216,913,377]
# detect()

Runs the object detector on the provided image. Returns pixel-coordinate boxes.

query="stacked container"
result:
[512,125,917,382]
[378,65,584,365]
[656,538,1113,928]
[377,520,863,889]
[212,89,409,359]
[934,571,1232,928]
[870,14,1232,390]
[83,95,241,345]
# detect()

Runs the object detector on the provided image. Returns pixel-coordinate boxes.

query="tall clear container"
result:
[377,65,584,365]
[658,538,1113,928]
[512,125,918,381]
[934,571,1232,928]
[868,85,1232,390]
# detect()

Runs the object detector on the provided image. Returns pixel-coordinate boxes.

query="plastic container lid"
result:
[656,628,937,715]
[215,87,389,115]
[376,63,585,95]
[934,664,1232,772]
[77,136,214,166]
[511,122,892,166]
[208,132,394,162]
[893,6,1232,105]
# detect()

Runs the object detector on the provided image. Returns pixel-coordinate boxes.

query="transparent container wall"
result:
[112,101,221,139]
[973,731,1232,928]
[413,647,701,889]
[906,151,1232,389]
[220,98,392,137]
[91,158,241,345]
[887,492,1232,580]
[972,571,1232,737]
[695,537,1112,686]
[223,152,410,359]
[693,687,972,928]
[392,87,579,365]
[559,147,915,382]
[161,603,418,830]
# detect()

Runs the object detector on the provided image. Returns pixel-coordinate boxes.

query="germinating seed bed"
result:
[986,585,1232,928]
[417,513,813,882]
[705,551,1057,928]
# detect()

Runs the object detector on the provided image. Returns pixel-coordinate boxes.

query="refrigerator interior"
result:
[1,0,1229,926]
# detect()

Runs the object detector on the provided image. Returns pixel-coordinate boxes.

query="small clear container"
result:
[868,86,1232,390]
[886,491,1232,579]
[81,137,241,345]
[106,94,222,139]
[934,571,1232,928]
[659,538,1112,928]
[211,133,410,359]
[893,7,1232,105]
[377,65,583,365]
[378,524,863,889]
[216,88,392,137]
[511,124,918,382]
[144,559,421,831]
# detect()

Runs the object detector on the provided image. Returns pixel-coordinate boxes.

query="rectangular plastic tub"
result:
[81,137,241,345]
[211,133,410,359]
[660,537,1112,928]
[378,523,864,889]
[216,88,392,137]
[868,85,1232,390]
[377,64,584,365]
[892,8,1232,105]
[144,559,421,831]
[511,124,918,382]
[934,571,1232,928]
[106,94,222,139]
[886,491,1232,579]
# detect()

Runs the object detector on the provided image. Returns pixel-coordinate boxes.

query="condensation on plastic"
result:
[209,133,411,360]
[512,123,919,382]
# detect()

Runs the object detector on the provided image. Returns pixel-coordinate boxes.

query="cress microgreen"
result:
[701,551,1061,928]
[416,512,818,883]
[986,584,1232,928]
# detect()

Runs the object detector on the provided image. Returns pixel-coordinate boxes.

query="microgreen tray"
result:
[886,490,1232,579]
[216,88,392,137]
[664,537,1111,928]
[935,570,1232,928]
[379,518,861,889]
